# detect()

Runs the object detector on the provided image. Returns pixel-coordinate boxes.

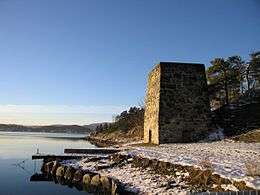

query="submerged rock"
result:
[82,173,92,191]
[100,176,111,192]
[41,161,53,174]
[56,176,66,185]
[90,174,101,188]
[64,166,76,181]
[51,160,60,175]
[74,183,83,191]
[73,170,84,183]
[56,166,66,177]
[83,173,91,184]
[111,178,119,195]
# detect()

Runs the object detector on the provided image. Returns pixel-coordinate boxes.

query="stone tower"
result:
[144,62,210,144]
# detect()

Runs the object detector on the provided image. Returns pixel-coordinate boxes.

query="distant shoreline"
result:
[0,123,94,134]
[0,131,89,142]
[0,129,88,134]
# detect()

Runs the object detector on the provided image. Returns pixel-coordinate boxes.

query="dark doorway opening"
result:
[148,129,152,143]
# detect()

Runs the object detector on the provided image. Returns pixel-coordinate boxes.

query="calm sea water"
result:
[0,131,96,195]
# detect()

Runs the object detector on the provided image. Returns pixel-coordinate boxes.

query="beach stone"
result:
[56,166,66,177]
[73,170,84,183]
[51,160,60,175]
[56,176,65,185]
[211,185,225,192]
[142,158,150,168]
[40,163,47,173]
[158,161,171,174]
[127,158,133,163]
[201,169,213,186]
[112,154,125,164]
[150,159,159,169]
[83,174,91,185]
[233,180,254,190]
[47,161,54,173]
[82,174,92,192]
[111,179,118,195]
[95,164,111,171]
[40,161,53,173]
[188,168,213,186]
[210,173,232,186]
[132,156,142,167]
[64,166,76,181]
[158,161,167,169]
[52,175,58,184]
[100,176,111,192]
[43,158,54,163]
[133,157,138,165]
[90,174,101,188]
[220,177,232,185]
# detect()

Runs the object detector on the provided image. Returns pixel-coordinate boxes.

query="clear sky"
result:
[0,0,259,125]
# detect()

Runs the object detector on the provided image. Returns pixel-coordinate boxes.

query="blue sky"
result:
[0,0,259,125]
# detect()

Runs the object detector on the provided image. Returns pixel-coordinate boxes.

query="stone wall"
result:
[144,62,211,144]
[144,65,161,144]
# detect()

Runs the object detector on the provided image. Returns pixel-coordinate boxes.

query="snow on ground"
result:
[60,140,260,193]
[116,140,143,147]
[100,164,189,195]
[128,141,260,189]
[72,156,189,194]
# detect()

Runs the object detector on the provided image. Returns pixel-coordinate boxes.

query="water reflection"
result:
[0,131,95,195]
[0,131,95,159]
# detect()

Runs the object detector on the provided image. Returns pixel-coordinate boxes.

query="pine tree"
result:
[207,58,240,105]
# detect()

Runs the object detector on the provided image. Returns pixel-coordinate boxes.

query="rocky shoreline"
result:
[86,133,141,147]
[34,138,260,194]
[36,152,259,194]
[37,158,133,194]
[86,136,120,147]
